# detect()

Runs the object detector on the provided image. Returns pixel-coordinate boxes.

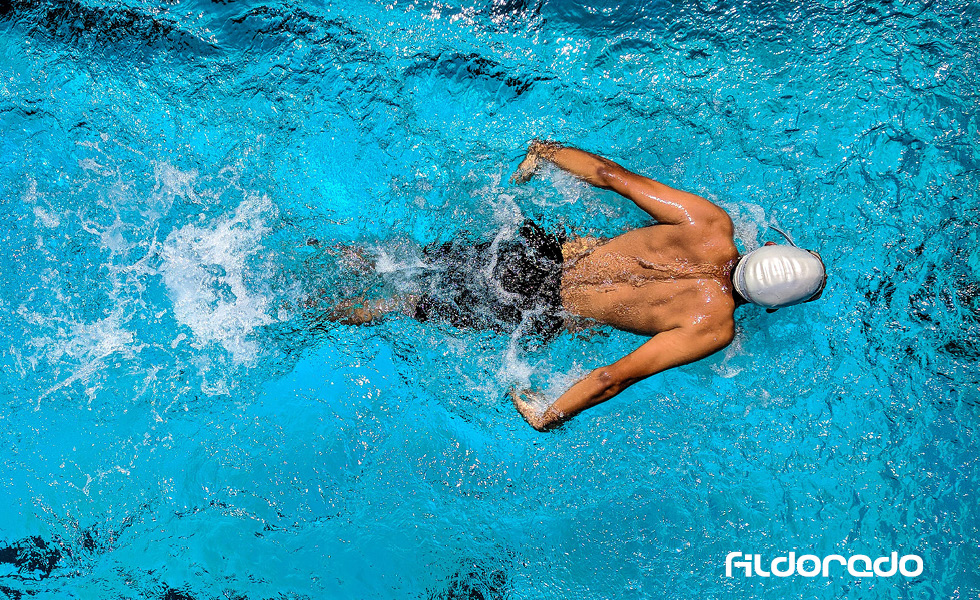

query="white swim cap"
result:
[732,245,826,308]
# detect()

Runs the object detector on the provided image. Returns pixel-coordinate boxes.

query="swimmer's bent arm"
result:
[512,140,726,227]
[511,326,732,431]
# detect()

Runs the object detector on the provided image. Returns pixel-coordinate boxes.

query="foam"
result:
[541,363,589,405]
[80,216,133,255]
[372,241,427,275]
[24,155,283,400]
[25,177,61,229]
[497,328,535,388]
[710,327,746,379]
[717,198,766,252]
[160,194,276,367]
[149,162,199,220]
[36,314,136,404]
[489,190,523,227]
[541,163,591,206]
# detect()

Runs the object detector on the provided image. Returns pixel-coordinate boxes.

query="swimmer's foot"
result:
[511,149,541,184]
[511,139,563,184]
[509,386,557,431]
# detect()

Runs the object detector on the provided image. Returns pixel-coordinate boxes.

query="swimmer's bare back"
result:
[510,141,740,431]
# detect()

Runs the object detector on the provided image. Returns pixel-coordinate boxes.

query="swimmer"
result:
[327,141,826,431]
[507,141,825,430]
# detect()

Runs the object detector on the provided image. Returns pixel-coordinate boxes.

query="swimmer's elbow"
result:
[694,323,735,355]
[720,325,736,348]
[718,322,737,347]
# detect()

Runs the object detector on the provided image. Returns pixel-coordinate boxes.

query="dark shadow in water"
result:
[0,584,23,600]
[403,51,552,100]
[430,561,509,600]
[906,218,980,360]
[0,536,61,580]
[3,0,217,56]
[865,215,980,362]
[162,589,194,600]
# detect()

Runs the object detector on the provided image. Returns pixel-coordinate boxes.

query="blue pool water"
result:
[1,0,978,597]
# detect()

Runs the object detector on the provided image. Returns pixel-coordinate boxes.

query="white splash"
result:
[33,206,61,229]
[148,162,199,220]
[543,163,592,206]
[498,335,535,387]
[541,363,589,404]
[35,313,136,405]
[718,199,767,251]
[372,241,427,275]
[25,177,61,228]
[710,325,747,378]
[160,194,276,366]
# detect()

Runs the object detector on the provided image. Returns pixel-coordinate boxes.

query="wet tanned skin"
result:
[509,141,740,431]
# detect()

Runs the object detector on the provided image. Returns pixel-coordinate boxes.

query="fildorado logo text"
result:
[725,552,923,578]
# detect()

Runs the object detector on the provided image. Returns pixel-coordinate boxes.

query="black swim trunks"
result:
[414,220,566,341]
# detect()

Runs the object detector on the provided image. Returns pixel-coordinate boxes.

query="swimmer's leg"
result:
[325,244,375,274]
[327,295,419,325]
[299,244,377,311]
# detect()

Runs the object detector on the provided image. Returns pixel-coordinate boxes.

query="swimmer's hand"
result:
[510,140,562,184]
[509,386,560,432]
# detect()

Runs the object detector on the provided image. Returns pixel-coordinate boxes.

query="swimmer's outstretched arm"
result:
[511,326,733,431]
[512,140,728,228]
